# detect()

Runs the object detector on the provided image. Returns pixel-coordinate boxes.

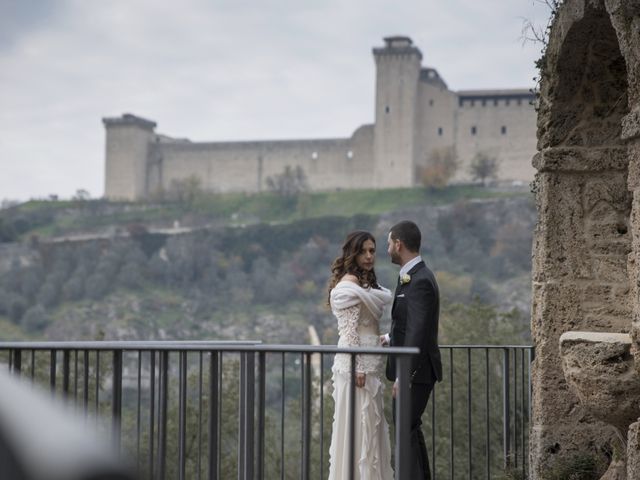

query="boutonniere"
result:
[400,273,411,285]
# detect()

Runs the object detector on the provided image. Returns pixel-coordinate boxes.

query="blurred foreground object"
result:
[0,370,135,480]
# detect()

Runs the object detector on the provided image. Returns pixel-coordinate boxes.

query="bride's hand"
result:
[355,372,366,388]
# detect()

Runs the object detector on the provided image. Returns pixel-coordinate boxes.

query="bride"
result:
[327,230,394,480]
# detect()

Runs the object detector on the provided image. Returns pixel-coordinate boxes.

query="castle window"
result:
[494,99,498,106]
[517,98,522,106]
[481,99,486,107]
[501,126,507,135]
[429,99,434,106]
[346,150,354,159]
[385,106,390,114]
[470,100,475,107]
[471,126,477,135]
[311,152,318,160]
[438,127,443,136]
[506,99,511,106]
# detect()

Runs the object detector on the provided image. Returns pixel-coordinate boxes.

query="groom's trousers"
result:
[394,381,434,480]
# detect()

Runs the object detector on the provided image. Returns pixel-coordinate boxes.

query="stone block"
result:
[626,142,640,190]
[593,255,631,283]
[622,109,640,141]
[533,147,628,172]
[530,423,616,479]
[533,173,594,281]
[628,421,640,480]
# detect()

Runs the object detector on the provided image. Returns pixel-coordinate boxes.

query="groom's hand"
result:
[392,380,398,398]
[379,334,389,346]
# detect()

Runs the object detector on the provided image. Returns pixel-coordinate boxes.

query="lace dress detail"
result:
[332,304,383,375]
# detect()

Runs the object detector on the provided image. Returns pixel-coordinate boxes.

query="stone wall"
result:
[157,135,373,194]
[455,94,537,183]
[530,0,640,477]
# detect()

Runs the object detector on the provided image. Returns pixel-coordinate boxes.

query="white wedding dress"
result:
[328,281,394,480]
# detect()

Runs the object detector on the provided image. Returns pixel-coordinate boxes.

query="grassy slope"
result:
[14,185,527,239]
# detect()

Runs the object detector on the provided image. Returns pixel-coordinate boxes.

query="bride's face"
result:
[356,239,376,271]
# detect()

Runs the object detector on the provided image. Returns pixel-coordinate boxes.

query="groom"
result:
[382,220,442,480]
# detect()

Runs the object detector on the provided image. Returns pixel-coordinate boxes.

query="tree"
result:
[469,152,499,186]
[168,175,203,206]
[21,304,50,331]
[72,189,91,201]
[419,147,458,189]
[266,165,308,197]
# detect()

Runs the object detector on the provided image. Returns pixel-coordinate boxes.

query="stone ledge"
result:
[559,331,631,344]
[533,147,628,172]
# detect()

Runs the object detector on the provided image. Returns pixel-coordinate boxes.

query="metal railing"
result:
[429,345,534,480]
[0,341,418,480]
[0,341,532,480]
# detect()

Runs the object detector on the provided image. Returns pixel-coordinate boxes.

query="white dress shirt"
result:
[399,255,423,278]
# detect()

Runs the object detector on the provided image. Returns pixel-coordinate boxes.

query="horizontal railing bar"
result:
[0,342,421,355]
[0,340,261,350]
[440,345,533,349]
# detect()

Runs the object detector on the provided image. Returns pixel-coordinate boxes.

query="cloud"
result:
[0,0,61,51]
[0,0,552,201]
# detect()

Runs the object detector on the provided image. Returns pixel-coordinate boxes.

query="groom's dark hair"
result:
[390,220,421,253]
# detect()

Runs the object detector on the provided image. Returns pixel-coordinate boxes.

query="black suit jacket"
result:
[386,261,442,384]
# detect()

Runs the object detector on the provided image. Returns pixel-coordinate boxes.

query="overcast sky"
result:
[0,0,551,201]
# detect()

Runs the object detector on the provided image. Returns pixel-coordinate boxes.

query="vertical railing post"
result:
[238,351,255,480]
[485,348,490,479]
[83,350,89,416]
[149,351,156,478]
[136,351,142,472]
[112,349,123,453]
[208,351,219,480]
[157,350,169,480]
[280,353,285,480]
[503,348,511,470]
[449,348,454,479]
[62,350,71,398]
[50,349,57,395]
[246,352,255,480]
[395,354,412,480]
[257,352,266,480]
[239,352,247,480]
[11,349,21,377]
[178,350,187,480]
[467,348,472,479]
[302,352,312,480]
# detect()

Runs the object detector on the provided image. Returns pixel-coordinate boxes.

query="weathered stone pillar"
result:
[605,2,640,478]
[531,0,633,476]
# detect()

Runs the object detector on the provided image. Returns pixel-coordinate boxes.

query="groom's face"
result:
[387,232,402,266]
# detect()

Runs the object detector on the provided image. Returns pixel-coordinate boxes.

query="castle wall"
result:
[157,130,375,194]
[414,79,458,174]
[454,95,537,183]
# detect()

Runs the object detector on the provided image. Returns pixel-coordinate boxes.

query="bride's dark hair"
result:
[328,230,380,303]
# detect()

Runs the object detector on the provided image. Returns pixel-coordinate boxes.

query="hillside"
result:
[0,186,534,344]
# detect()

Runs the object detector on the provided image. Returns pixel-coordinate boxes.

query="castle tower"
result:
[103,114,156,200]
[372,36,422,188]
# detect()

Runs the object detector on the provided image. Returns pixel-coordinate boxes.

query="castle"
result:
[103,36,536,201]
